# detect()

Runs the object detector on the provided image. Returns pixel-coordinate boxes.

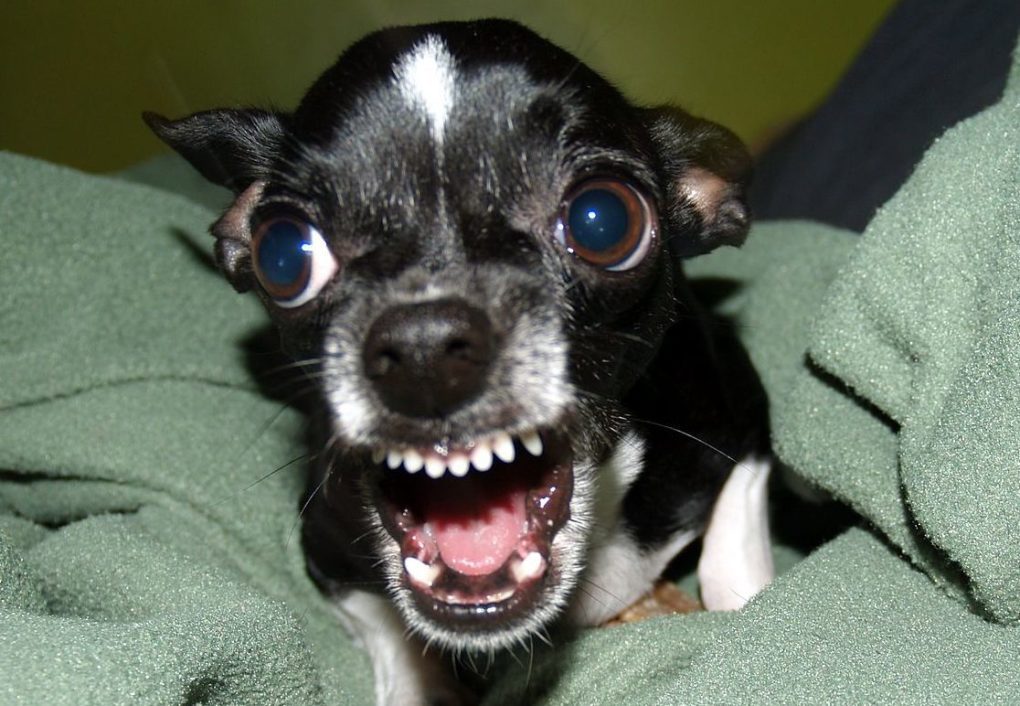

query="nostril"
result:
[444,333,490,363]
[446,338,471,359]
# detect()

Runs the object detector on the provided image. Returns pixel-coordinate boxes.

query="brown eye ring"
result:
[556,178,656,271]
[251,217,338,308]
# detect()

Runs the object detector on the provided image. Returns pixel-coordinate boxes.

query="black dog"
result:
[146,19,772,704]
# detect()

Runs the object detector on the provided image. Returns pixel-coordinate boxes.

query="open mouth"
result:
[373,427,573,627]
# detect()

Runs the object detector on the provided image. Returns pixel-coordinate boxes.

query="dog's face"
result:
[147,19,750,652]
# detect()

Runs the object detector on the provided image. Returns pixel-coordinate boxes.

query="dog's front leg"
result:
[697,456,773,610]
[330,590,472,706]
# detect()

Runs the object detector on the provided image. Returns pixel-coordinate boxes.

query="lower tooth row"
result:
[404,552,546,590]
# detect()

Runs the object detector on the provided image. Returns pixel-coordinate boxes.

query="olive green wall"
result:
[1,1,894,172]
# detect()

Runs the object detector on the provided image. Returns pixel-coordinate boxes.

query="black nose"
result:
[363,299,496,419]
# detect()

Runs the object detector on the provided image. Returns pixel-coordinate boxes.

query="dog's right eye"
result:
[251,218,338,308]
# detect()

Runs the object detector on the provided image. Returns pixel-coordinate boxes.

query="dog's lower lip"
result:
[373,428,573,622]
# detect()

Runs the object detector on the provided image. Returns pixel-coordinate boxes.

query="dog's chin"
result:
[363,423,590,651]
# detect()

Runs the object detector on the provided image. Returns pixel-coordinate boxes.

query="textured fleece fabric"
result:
[1,35,1017,705]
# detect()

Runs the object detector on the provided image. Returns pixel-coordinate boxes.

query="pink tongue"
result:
[423,476,529,576]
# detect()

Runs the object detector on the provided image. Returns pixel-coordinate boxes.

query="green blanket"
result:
[2,40,1018,704]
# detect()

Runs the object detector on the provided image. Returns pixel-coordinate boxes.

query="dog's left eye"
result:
[252,218,338,308]
[557,179,656,271]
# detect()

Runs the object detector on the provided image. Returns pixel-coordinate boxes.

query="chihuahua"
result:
[146,19,772,705]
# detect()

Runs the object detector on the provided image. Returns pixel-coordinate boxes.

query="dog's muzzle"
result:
[360,297,575,630]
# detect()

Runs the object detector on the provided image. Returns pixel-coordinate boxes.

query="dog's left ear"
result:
[142,109,289,193]
[644,107,752,257]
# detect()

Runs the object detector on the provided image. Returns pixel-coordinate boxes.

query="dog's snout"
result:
[363,299,495,418]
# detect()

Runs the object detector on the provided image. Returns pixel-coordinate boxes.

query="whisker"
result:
[572,583,608,611]
[234,401,295,460]
[579,576,628,614]
[449,650,464,685]
[255,356,323,379]
[534,626,553,649]
[507,646,524,668]
[235,453,309,495]
[349,528,378,548]
[591,329,659,349]
[317,429,352,480]
[525,635,536,692]
[632,417,742,468]
[465,650,480,675]
[286,475,329,550]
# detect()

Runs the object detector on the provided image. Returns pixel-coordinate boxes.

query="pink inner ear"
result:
[676,167,730,223]
[213,179,266,243]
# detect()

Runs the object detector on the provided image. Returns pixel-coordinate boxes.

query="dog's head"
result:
[147,19,750,651]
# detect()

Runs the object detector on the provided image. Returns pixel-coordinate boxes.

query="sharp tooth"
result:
[470,443,493,472]
[521,551,545,578]
[448,453,470,477]
[371,448,386,465]
[520,430,543,457]
[403,449,424,473]
[386,450,403,470]
[404,557,440,587]
[492,432,516,463]
[512,551,546,583]
[424,456,447,479]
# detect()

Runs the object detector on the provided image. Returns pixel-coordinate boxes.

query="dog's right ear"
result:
[144,109,287,293]
[142,109,288,193]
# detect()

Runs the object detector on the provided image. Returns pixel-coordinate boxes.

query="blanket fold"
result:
[776,39,1020,622]
[0,155,371,705]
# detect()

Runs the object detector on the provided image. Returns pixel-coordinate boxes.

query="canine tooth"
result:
[403,449,424,473]
[520,430,543,457]
[404,557,440,587]
[424,456,447,479]
[448,454,470,477]
[470,444,494,472]
[371,448,386,465]
[386,450,403,470]
[511,552,546,583]
[493,432,516,463]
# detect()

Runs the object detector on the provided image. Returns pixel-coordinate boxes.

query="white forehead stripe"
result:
[394,36,457,144]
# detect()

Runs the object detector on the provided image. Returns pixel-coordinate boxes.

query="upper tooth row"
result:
[373,430,544,478]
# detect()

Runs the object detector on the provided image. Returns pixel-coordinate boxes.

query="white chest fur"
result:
[568,434,773,625]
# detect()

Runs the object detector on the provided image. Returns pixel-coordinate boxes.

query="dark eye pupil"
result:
[567,188,629,252]
[257,220,310,287]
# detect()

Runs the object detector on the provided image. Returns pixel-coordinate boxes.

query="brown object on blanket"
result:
[604,582,703,626]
